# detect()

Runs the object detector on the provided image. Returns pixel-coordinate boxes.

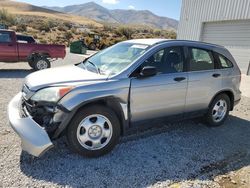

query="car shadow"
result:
[0,69,33,78]
[19,115,250,187]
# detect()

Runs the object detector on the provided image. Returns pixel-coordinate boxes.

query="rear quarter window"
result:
[217,53,233,69]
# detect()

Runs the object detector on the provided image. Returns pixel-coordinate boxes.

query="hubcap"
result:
[76,114,113,150]
[212,99,227,123]
[88,125,102,138]
[37,60,48,70]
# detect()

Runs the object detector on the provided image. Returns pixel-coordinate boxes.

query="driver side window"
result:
[143,46,184,74]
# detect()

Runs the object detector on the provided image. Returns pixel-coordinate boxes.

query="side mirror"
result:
[140,66,157,77]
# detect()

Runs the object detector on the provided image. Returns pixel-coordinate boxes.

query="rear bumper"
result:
[8,93,53,157]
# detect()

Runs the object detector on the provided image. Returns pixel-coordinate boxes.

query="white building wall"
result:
[177,0,250,40]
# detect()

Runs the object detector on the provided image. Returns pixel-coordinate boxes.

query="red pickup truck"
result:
[0,30,66,70]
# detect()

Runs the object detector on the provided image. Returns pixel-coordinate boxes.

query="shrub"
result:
[64,31,73,40]
[70,28,78,34]
[154,29,162,36]
[36,21,50,32]
[103,24,114,32]
[115,26,135,39]
[0,8,15,26]
[57,24,68,32]
[168,30,177,39]
[16,24,27,32]
[39,38,47,44]
[47,19,58,29]
[63,22,72,29]
[33,34,38,39]
[86,23,98,29]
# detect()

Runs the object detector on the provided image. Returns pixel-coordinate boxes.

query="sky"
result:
[15,0,182,20]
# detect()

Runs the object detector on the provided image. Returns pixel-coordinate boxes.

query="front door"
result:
[130,46,188,123]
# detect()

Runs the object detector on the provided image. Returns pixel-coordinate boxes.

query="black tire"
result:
[100,44,107,50]
[67,105,121,158]
[88,42,96,50]
[28,60,34,69]
[205,94,231,127]
[33,57,51,71]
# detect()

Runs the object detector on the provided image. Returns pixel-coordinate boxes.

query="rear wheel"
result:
[67,105,121,158]
[33,57,51,71]
[205,94,230,127]
[28,60,34,69]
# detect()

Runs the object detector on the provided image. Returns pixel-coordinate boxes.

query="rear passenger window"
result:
[218,54,233,68]
[189,48,214,71]
[0,33,11,43]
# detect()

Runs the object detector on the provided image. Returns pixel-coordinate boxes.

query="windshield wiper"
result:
[83,60,100,74]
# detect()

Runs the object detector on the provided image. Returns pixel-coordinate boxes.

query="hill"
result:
[0,0,177,47]
[47,2,118,23]
[44,2,178,30]
[0,0,101,27]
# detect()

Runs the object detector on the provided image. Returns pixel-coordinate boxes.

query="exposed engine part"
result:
[21,97,63,137]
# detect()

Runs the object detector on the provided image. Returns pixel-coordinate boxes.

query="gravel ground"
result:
[0,52,249,188]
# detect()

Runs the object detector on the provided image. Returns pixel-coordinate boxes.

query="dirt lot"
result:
[0,52,249,187]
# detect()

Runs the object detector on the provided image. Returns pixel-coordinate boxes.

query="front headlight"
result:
[31,86,73,102]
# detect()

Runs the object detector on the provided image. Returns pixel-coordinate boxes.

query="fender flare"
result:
[208,89,235,111]
[53,96,129,139]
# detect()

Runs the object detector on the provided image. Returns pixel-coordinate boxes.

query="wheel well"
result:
[77,99,125,135]
[28,53,50,61]
[212,90,234,111]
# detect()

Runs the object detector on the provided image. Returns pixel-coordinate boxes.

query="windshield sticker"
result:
[131,44,148,49]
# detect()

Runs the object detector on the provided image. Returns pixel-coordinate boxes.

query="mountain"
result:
[110,9,178,30]
[46,2,119,23]
[0,0,101,27]
[44,2,178,30]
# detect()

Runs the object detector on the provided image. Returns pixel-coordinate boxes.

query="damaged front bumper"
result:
[8,93,53,157]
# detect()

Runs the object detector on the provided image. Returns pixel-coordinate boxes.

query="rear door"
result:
[0,31,18,62]
[185,47,222,113]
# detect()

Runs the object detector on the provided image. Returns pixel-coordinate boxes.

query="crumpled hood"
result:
[25,65,107,91]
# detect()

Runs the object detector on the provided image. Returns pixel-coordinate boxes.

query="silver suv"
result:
[8,39,241,158]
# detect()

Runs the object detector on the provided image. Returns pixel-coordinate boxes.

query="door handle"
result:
[174,77,186,82]
[212,73,221,78]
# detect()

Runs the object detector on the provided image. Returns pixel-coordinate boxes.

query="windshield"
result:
[79,42,149,76]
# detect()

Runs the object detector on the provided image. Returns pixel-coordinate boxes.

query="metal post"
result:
[247,61,250,76]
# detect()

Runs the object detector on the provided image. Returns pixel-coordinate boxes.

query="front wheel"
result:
[205,94,230,127]
[33,57,51,71]
[67,105,121,158]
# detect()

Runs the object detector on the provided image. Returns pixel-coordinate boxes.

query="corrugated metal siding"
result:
[177,0,250,40]
[177,0,250,73]
[229,48,250,73]
[201,21,250,47]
